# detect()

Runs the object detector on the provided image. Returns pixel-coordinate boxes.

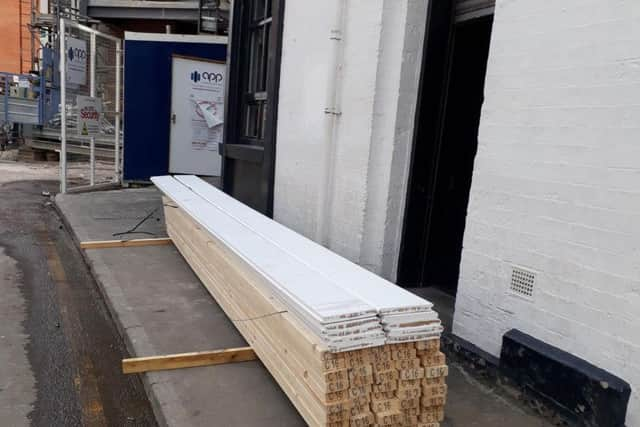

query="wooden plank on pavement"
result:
[80,237,172,249]
[122,346,257,374]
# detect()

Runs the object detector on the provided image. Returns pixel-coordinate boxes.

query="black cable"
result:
[112,207,159,237]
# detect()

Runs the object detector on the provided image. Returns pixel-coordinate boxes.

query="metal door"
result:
[169,55,224,176]
[222,0,284,215]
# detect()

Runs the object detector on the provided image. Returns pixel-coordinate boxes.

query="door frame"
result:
[222,0,285,217]
[397,0,456,287]
[398,1,495,289]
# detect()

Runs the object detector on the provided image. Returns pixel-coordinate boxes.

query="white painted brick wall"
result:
[274,0,426,279]
[454,0,640,424]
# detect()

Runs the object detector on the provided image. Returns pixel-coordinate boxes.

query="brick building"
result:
[454,2,639,425]
[0,0,37,74]
[220,0,638,425]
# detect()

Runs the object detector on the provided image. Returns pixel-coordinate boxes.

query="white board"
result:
[175,175,435,315]
[66,36,87,85]
[169,56,225,176]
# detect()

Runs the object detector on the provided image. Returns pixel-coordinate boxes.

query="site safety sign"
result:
[76,95,102,136]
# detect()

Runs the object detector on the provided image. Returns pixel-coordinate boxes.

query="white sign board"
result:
[66,36,87,85]
[187,64,225,151]
[76,95,102,136]
[169,56,225,176]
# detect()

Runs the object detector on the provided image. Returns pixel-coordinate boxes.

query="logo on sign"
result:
[190,70,223,84]
[68,46,87,62]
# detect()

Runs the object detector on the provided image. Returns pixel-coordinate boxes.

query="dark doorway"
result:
[222,0,285,216]
[398,10,494,295]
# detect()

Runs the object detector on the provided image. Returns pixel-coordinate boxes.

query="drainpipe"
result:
[316,0,347,245]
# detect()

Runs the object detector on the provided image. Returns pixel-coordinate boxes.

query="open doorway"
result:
[398,5,494,296]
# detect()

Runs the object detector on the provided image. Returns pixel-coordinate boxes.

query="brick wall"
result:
[0,1,21,73]
[453,0,640,424]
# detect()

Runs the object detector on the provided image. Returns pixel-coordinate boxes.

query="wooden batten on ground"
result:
[80,237,172,249]
[122,347,256,374]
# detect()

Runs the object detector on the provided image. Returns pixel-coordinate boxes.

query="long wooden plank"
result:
[80,237,172,249]
[122,347,256,374]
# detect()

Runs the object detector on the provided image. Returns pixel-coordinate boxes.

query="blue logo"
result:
[190,70,222,83]
[67,46,86,62]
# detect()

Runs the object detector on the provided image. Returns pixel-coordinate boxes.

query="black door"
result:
[398,6,494,295]
[422,16,494,294]
[222,0,284,216]
[397,0,456,287]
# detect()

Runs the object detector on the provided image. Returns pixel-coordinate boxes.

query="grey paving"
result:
[55,187,304,427]
[55,186,553,427]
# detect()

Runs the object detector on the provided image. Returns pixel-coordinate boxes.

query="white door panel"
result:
[169,56,225,176]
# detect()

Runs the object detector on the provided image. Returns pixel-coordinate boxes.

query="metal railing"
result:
[0,72,43,126]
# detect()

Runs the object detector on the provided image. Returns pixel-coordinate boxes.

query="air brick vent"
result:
[510,266,535,298]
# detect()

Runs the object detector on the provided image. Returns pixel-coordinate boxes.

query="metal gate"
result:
[59,19,122,193]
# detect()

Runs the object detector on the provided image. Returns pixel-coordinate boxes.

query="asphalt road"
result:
[0,173,156,426]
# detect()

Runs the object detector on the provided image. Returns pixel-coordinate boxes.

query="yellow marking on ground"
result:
[41,230,107,427]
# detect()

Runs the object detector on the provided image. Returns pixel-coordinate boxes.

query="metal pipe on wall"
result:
[316,0,347,246]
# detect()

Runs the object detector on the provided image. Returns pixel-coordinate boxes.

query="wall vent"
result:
[510,266,535,298]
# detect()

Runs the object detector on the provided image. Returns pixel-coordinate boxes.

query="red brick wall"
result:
[0,1,21,73]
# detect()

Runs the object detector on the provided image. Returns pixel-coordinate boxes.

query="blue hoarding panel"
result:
[123,39,226,181]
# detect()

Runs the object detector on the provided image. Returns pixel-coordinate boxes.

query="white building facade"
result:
[224,0,639,424]
[454,1,640,425]
[273,0,428,280]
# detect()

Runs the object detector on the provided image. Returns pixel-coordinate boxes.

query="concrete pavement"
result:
[55,185,555,427]
[55,187,305,427]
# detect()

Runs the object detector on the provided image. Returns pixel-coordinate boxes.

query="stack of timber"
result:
[165,175,443,346]
[152,175,448,427]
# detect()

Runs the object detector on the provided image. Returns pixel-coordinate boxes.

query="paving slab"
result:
[55,186,553,427]
[55,187,304,427]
